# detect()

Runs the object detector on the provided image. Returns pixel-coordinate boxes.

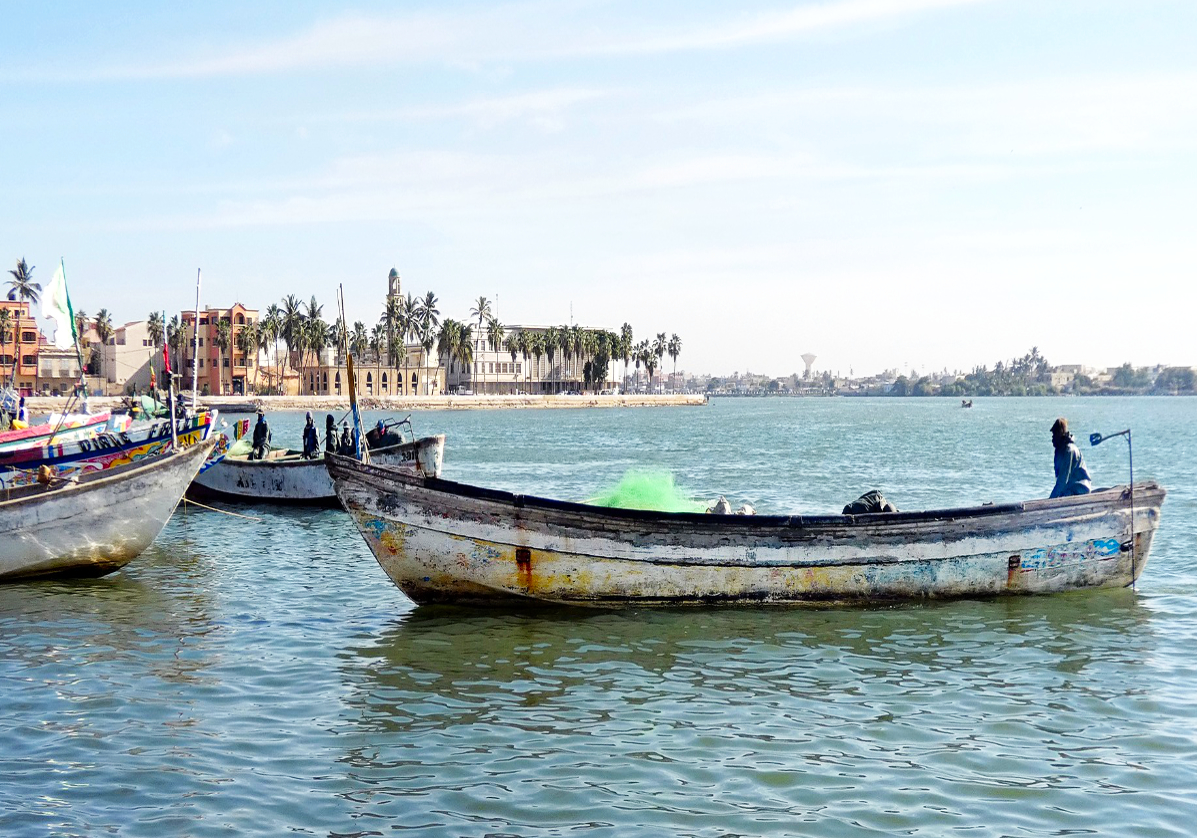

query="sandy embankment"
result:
[26,393,708,415]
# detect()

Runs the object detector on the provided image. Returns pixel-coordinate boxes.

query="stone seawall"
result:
[26,393,707,415]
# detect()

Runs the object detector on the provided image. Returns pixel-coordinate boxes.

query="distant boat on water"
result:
[328,453,1165,607]
[0,436,217,581]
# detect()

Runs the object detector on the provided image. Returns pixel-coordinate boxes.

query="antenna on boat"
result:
[1090,428,1135,589]
[337,284,366,462]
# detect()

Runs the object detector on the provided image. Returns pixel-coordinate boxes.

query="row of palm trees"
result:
[4,256,685,395]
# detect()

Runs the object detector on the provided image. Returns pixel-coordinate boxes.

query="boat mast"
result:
[338,284,366,462]
[164,308,177,449]
[191,268,201,405]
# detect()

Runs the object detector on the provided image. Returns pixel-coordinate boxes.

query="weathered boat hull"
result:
[0,437,218,581]
[190,435,445,505]
[327,454,1165,606]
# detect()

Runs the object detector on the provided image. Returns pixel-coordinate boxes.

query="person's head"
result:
[326,414,335,428]
[305,411,313,425]
[1051,417,1069,446]
[257,410,265,421]
[19,397,24,406]
[376,420,385,432]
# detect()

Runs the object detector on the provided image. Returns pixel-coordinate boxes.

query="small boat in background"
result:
[961,399,973,408]
[190,417,443,506]
[0,436,218,581]
[328,453,1165,607]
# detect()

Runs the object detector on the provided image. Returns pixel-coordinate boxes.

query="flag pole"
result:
[338,284,366,462]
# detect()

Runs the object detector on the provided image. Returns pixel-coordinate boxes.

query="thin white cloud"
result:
[4,0,998,82]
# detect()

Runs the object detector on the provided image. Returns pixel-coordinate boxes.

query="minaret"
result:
[387,267,401,305]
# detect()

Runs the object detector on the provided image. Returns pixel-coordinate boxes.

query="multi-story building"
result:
[36,346,85,396]
[448,325,619,394]
[0,298,43,395]
[100,320,156,393]
[180,303,258,396]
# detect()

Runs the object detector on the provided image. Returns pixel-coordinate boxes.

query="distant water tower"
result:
[801,353,817,379]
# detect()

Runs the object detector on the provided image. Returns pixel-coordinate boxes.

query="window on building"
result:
[516,363,521,374]
[199,318,208,325]
[198,338,204,347]
[246,358,253,368]
[22,331,36,343]
[223,358,229,368]
[22,355,35,366]
[199,359,204,368]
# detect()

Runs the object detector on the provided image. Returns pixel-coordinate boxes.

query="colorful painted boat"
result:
[0,436,218,581]
[0,411,216,489]
[190,433,444,506]
[0,411,112,453]
[327,454,1166,606]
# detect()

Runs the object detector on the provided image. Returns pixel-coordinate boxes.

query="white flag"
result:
[42,261,76,350]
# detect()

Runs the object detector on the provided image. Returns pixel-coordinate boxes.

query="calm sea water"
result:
[2,397,1195,837]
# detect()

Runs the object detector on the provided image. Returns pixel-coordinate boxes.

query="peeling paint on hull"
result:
[328,455,1166,606]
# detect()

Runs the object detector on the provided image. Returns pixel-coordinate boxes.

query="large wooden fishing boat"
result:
[0,436,218,581]
[0,411,215,489]
[190,432,444,506]
[327,454,1166,606]
[0,411,112,453]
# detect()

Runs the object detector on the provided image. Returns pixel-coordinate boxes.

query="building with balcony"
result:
[181,303,258,396]
[0,298,43,395]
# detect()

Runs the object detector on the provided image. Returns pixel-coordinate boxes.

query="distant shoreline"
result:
[25,393,708,416]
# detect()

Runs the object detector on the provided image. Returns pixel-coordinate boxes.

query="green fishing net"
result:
[588,469,707,513]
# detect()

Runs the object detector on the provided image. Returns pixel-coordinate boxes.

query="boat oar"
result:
[1090,428,1135,589]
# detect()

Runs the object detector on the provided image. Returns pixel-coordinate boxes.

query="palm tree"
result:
[281,294,303,371]
[468,297,491,387]
[508,330,521,391]
[215,318,232,394]
[261,304,282,383]
[0,308,12,385]
[652,333,667,392]
[667,334,682,388]
[543,327,558,392]
[236,321,258,393]
[619,323,633,392]
[351,321,368,362]
[484,317,504,395]
[456,323,474,383]
[74,310,89,347]
[400,292,419,395]
[419,319,437,395]
[147,312,165,349]
[368,323,384,393]
[94,309,114,384]
[6,258,40,304]
[381,294,402,367]
[437,320,460,380]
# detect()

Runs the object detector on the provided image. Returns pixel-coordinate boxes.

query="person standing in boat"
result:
[250,410,271,460]
[301,412,320,459]
[325,414,337,455]
[1050,417,1092,498]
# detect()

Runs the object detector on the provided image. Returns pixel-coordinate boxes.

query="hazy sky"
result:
[2,0,1193,377]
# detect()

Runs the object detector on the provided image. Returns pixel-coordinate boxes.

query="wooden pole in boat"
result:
[1090,428,1135,589]
[338,284,366,462]
[191,269,201,406]
[165,309,177,450]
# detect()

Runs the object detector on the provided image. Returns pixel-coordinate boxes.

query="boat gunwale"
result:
[219,434,444,469]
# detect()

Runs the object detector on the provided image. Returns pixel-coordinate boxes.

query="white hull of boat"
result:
[191,435,445,505]
[0,437,218,581]
[328,455,1166,606]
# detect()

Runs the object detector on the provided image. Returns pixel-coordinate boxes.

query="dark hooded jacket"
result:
[1051,432,1092,498]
